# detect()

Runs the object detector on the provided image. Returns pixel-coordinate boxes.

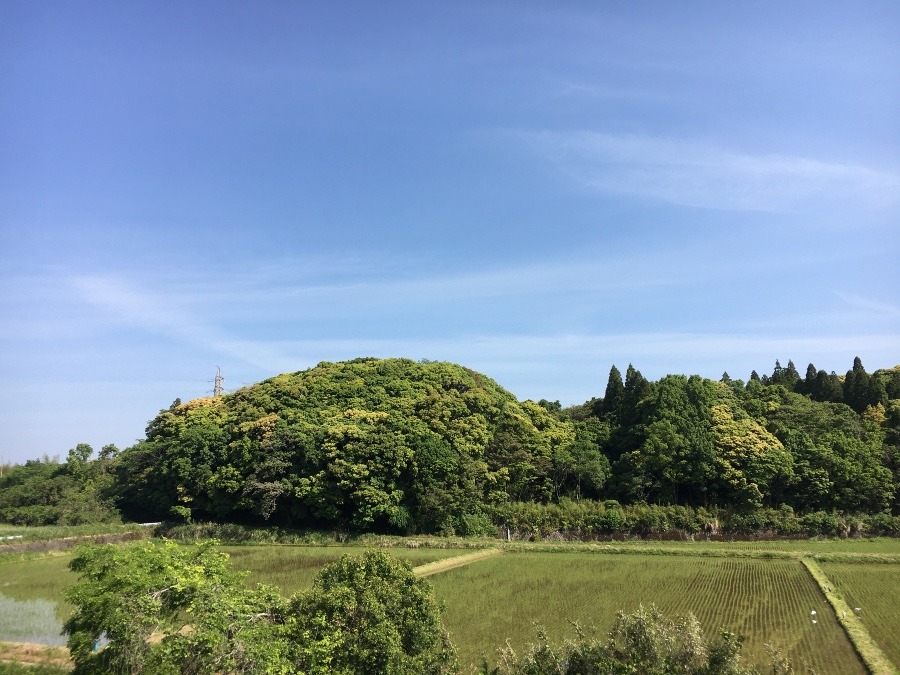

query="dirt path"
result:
[414,548,502,578]
[0,641,71,668]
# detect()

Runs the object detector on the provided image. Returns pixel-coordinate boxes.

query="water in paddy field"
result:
[0,593,66,645]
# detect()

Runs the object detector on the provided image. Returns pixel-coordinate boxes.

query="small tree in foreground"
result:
[286,551,457,674]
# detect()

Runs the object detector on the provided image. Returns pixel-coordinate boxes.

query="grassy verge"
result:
[0,523,151,545]
[496,540,900,564]
[801,558,899,675]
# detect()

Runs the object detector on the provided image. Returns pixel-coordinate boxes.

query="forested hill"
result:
[107,356,899,532]
[117,358,576,533]
[2,357,899,534]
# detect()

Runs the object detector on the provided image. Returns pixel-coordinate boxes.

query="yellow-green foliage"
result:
[710,401,791,508]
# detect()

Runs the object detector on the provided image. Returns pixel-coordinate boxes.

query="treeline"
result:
[567,358,899,517]
[744,356,899,412]
[2,357,899,536]
[0,444,121,525]
[493,500,900,539]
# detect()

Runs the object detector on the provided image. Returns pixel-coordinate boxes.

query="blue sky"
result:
[1,2,898,463]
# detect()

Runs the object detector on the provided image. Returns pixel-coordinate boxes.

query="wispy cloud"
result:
[64,256,899,390]
[69,274,224,347]
[518,131,900,213]
[836,292,900,318]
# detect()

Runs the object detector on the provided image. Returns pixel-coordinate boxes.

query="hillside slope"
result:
[117,358,577,533]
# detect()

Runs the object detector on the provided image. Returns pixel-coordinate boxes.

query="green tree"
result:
[67,443,93,467]
[844,356,872,413]
[709,402,793,509]
[64,540,288,674]
[65,544,457,675]
[800,363,816,395]
[286,552,457,675]
[298,409,413,531]
[550,419,610,500]
[621,364,652,425]
[597,365,624,419]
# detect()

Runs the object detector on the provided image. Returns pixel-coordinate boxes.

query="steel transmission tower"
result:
[213,366,224,396]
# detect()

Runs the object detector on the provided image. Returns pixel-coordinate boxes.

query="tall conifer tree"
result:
[600,365,625,418]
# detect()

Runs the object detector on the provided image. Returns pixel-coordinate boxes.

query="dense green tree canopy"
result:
[5,356,899,534]
[0,445,120,526]
[117,358,580,533]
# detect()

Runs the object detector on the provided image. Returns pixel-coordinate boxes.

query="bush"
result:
[287,552,457,674]
[487,605,772,674]
[867,512,900,536]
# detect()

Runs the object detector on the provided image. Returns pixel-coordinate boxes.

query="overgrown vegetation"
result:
[3,357,899,538]
[5,540,900,672]
[0,445,121,526]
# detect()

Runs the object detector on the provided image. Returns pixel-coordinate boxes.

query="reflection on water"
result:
[0,593,66,645]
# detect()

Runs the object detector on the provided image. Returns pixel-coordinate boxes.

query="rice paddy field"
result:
[819,561,900,668]
[0,554,73,645]
[1,538,899,673]
[430,552,866,674]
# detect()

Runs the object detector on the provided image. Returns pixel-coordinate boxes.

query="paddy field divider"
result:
[801,557,898,675]
[414,548,502,577]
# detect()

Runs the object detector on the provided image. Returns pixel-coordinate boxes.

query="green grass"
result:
[0,523,151,545]
[0,554,74,646]
[496,539,900,566]
[820,561,900,670]
[0,554,73,608]
[223,545,469,596]
[428,551,867,674]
